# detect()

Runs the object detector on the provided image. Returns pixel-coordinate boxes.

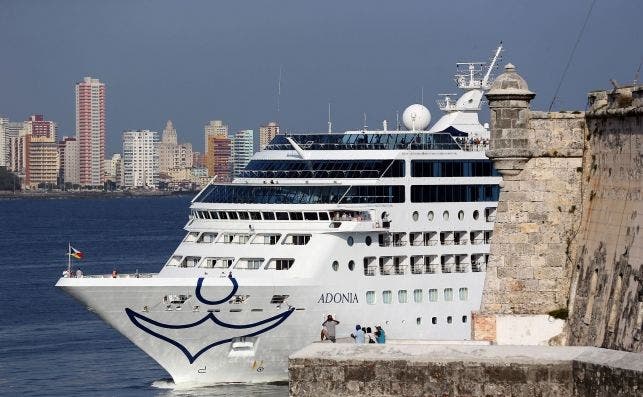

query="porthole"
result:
[473,210,479,220]
[332,261,339,271]
[381,212,388,220]
[443,211,449,221]
[347,236,354,246]
[412,211,419,221]
[427,211,434,221]
[365,236,372,246]
[458,210,464,221]
[431,317,437,325]
[462,315,468,323]
[348,260,355,271]
[447,316,453,324]
[416,317,421,325]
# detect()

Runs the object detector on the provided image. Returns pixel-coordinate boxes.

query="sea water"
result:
[0,196,287,397]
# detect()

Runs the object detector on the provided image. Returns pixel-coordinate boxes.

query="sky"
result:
[0,0,641,155]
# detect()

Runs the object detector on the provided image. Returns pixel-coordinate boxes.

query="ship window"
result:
[411,160,499,177]
[249,211,262,220]
[267,258,294,270]
[237,234,251,244]
[458,210,464,220]
[413,289,423,303]
[473,210,479,220]
[238,211,249,220]
[270,295,289,304]
[443,211,449,221]
[366,291,376,305]
[222,234,234,244]
[202,257,234,268]
[347,236,354,246]
[411,185,501,203]
[166,255,182,267]
[447,316,453,324]
[289,212,303,220]
[427,211,434,221]
[459,287,469,301]
[348,260,355,271]
[365,236,372,246]
[304,212,318,221]
[412,211,419,221]
[228,211,239,220]
[184,232,199,243]
[180,256,201,268]
[416,317,421,325]
[444,288,453,301]
[197,232,218,243]
[262,211,275,220]
[382,290,392,304]
[332,260,339,271]
[398,290,407,303]
[432,317,437,325]
[202,211,211,219]
[462,315,468,323]
[318,212,329,220]
[209,211,219,219]
[218,211,228,219]
[428,289,438,302]
[252,234,281,245]
[237,258,264,270]
[275,212,289,220]
[284,234,311,245]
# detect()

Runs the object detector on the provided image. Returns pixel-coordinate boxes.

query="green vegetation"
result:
[0,167,20,190]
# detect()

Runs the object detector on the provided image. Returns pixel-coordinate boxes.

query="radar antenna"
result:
[481,42,503,88]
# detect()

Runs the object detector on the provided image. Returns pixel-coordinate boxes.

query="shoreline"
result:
[0,190,196,200]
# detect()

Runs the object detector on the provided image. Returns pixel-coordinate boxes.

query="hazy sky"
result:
[1,0,641,154]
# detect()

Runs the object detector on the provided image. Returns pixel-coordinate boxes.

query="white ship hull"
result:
[57,268,485,384]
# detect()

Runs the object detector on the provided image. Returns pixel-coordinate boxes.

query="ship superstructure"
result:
[57,48,503,385]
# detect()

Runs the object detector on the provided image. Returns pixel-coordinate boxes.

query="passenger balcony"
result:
[454,231,468,245]
[485,207,497,222]
[363,257,376,276]
[441,255,455,273]
[440,231,454,246]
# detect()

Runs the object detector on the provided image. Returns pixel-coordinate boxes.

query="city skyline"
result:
[1,1,641,155]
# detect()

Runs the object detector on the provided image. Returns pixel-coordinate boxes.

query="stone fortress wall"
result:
[566,86,642,351]
[473,63,642,352]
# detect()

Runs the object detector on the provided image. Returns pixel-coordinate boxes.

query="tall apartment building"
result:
[4,121,24,172]
[159,120,193,173]
[122,130,159,188]
[104,153,122,185]
[259,121,279,150]
[205,133,232,181]
[76,76,105,186]
[0,117,7,167]
[58,136,79,185]
[232,129,254,177]
[23,115,58,188]
[204,120,228,153]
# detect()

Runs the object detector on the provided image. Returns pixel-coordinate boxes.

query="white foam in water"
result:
[151,379,176,389]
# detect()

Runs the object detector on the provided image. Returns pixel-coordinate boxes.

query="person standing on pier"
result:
[322,315,339,343]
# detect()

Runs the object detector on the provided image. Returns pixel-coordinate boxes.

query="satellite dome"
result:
[402,104,431,131]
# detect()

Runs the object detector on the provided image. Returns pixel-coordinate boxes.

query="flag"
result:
[68,246,84,260]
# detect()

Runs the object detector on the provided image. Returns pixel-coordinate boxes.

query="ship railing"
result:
[81,273,158,279]
[457,142,489,152]
[486,215,496,222]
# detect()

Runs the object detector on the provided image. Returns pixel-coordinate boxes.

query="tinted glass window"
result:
[411,185,499,202]
[275,212,289,220]
[262,212,275,220]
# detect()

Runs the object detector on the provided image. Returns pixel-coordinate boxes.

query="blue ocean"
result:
[0,196,287,397]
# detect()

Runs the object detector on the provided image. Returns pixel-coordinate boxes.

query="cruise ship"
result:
[57,46,504,385]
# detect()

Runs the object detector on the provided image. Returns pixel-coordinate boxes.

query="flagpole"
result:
[68,242,71,276]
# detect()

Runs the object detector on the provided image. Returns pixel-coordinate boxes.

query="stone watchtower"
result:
[473,64,586,344]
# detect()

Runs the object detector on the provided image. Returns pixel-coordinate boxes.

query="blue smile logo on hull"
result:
[125,276,294,364]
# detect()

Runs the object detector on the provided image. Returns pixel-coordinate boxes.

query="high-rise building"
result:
[3,121,24,172]
[0,117,7,168]
[104,153,122,185]
[204,120,228,153]
[205,134,232,181]
[162,120,177,145]
[23,115,58,188]
[259,121,279,150]
[232,129,254,177]
[76,76,105,186]
[58,136,79,185]
[122,130,159,188]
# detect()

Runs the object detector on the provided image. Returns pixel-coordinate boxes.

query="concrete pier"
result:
[289,343,642,396]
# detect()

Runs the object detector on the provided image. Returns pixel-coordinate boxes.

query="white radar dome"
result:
[402,104,431,131]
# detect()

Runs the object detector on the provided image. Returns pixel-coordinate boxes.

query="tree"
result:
[0,167,21,191]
